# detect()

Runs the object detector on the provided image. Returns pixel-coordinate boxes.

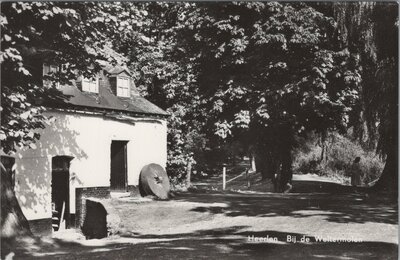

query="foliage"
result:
[0,2,132,154]
[153,2,363,184]
[293,131,384,185]
[0,2,202,180]
[331,2,398,191]
[332,2,398,156]
[111,2,367,183]
[110,3,204,180]
[1,2,396,190]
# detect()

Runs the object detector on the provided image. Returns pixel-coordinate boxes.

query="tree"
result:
[332,2,398,193]
[161,2,360,190]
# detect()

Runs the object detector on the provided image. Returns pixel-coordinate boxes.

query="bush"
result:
[293,132,384,186]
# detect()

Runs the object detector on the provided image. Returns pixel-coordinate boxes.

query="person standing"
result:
[350,157,363,186]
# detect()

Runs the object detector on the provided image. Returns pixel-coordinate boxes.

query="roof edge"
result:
[46,105,170,119]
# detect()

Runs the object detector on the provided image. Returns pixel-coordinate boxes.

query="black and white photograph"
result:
[0,1,398,259]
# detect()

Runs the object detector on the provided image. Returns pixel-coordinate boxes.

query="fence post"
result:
[222,166,226,190]
[246,168,251,188]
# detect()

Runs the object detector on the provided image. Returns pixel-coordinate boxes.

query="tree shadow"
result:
[3,179,398,259]
[4,227,397,259]
[14,111,87,223]
[173,181,398,225]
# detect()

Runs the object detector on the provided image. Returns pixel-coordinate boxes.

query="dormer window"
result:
[49,65,58,74]
[116,77,130,97]
[106,66,133,97]
[82,77,99,93]
[43,64,60,88]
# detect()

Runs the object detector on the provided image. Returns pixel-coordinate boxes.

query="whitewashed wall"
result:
[14,110,167,220]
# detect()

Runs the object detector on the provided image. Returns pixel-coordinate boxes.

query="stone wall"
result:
[75,187,110,228]
[81,198,121,239]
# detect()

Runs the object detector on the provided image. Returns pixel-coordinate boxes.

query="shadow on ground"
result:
[178,179,398,225]
[5,228,397,260]
[2,179,397,259]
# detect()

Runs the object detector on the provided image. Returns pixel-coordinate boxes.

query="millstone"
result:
[139,164,170,200]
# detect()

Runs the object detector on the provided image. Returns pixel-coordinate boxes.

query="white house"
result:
[9,62,168,235]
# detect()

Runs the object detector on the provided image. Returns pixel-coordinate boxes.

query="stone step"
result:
[110,191,131,199]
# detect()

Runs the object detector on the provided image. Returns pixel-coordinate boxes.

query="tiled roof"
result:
[45,83,169,117]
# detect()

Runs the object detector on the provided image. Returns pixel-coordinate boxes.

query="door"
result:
[110,141,128,191]
[52,156,72,231]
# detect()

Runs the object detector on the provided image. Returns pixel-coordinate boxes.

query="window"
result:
[116,77,130,97]
[82,77,99,93]
[49,65,58,74]
[43,64,60,88]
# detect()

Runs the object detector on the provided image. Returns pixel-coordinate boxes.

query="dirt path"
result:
[4,177,398,259]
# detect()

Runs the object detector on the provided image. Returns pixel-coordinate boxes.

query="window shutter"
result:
[116,77,130,97]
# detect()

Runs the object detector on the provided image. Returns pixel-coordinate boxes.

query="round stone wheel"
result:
[139,164,170,200]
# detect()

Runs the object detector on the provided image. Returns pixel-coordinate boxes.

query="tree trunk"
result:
[255,150,276,180]
[255,149,267,180]
[1,163,32,238]
[319,132,328,162]
[371,149,398,194]
[278,146,293,192]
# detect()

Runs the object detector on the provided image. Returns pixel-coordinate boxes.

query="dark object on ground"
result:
[140,164,170,200]
[81,199,107,239]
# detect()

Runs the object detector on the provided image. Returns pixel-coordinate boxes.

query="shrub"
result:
[293,131,384,186]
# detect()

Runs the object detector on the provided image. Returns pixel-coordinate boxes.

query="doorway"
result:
[51,156,72,231]
[110,141,128,191]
